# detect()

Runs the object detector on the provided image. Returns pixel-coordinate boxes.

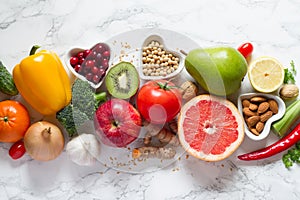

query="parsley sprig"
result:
[284,60,297,84]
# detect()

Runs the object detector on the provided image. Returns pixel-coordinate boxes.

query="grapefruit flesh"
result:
[178,94,244,161]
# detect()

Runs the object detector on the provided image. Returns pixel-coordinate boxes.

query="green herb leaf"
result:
[284,60,297,84]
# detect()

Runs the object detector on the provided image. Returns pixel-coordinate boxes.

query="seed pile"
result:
[142,40,180,77]
[242,96,279,136]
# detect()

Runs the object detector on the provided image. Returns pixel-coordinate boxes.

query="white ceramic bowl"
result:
[65,44,110,89]
[237,93,286,141]
[139,34,184,81]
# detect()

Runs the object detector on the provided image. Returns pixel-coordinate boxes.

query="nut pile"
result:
[242,96,279,136]
[142,40,180,77]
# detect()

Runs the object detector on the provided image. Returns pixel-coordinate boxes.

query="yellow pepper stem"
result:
[29,45,41,56]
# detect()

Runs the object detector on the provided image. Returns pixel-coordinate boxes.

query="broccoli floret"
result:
[56,104,89,138]
[56,79,107,138]
[72,79,107,119]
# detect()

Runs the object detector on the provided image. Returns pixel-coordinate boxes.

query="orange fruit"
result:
[0,100,31,143]
[178,94,244,161]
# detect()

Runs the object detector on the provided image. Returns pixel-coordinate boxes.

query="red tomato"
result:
[9,140,26,160]
[237,42,253,58]
[137,80,182,124]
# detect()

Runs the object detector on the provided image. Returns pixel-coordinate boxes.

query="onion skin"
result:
[24,121,64,161]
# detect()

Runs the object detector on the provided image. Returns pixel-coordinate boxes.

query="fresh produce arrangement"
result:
[1,29,300,172]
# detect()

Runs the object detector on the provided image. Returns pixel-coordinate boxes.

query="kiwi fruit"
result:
[105,61,139,99]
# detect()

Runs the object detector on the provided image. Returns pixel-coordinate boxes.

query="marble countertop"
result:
[1,0,300,199]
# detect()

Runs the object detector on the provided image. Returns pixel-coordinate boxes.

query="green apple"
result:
[185,47,247,96]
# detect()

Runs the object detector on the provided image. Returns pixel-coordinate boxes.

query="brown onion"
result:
[24,121,64,161]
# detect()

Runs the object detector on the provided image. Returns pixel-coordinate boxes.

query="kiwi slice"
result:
[105,61,139,99]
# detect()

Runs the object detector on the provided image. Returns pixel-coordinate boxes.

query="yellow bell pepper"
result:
[13,46,71,116]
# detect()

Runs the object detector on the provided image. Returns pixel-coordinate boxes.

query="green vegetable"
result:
[282,154,293,168]
[72,79,107,119]
[56,104,89,138]
[284,60,297,84]
[56,79,107,137]
[0,61,18,95]
[282,142,300,168]
[272,99,300,138]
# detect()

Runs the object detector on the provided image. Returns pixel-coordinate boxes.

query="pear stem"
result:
[180,50,188,56]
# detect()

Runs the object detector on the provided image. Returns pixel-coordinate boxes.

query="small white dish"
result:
[139,34,184,81]
[237,93,286,141]
[65,44,111,89]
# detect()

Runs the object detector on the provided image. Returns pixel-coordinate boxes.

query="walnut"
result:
[179,81,198,101]
[279,84,299,100]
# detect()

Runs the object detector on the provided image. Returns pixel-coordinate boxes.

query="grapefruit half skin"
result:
[178,94,244,161]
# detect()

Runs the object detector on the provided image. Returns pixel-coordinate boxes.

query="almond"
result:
[243,107,257,117]
[250,96,266,103]
[257,102,270,114]
[260,111,273,122]
[268,99,278,114]
[242,99,251,107]
[246,116,260,127]
[250,128,260,136]
[256,121,264,133]
[249,103,258,111]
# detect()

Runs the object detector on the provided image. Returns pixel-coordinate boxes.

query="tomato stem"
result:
[157,81,169,90]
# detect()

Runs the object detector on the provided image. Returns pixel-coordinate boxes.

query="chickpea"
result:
[142,40,180,77]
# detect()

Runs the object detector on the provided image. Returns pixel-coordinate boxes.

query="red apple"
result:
[94,99,142,147]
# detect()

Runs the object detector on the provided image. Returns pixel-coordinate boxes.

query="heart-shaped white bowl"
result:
[139,34,184,81]
[237,93,286,141]
[65,44,111,89]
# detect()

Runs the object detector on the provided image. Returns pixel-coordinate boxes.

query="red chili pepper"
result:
[238,123,300,160]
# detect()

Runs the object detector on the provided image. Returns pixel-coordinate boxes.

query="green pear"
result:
[185,47,247,96]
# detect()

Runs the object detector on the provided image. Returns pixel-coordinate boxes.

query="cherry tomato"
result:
[237,42,253,58]
[9,140,26,160]
[137,80,182,124]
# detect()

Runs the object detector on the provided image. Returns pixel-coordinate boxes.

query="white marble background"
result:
[1,0,300,199]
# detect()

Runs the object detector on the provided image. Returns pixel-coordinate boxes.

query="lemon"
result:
[248,56,284,93]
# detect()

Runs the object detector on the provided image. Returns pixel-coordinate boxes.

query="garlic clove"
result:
[66,133,101,166]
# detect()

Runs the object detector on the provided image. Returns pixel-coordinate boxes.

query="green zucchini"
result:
[0,61,18,96]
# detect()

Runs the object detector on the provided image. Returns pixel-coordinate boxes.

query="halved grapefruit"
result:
[178,94,244,161]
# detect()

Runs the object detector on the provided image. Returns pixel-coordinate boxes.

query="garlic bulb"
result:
[66,133,101,166]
